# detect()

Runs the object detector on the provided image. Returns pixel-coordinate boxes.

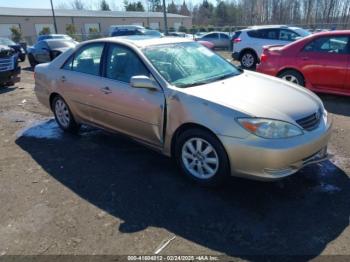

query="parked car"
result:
[195,32,231,49]
[37,34,73,42]
[109,25,145,36]
[27,39,77,68]
[257,31,350,97]
[168,32,187,37]
[0,37,26,62]
[34,37,332,186]
[111,28,162,38]
[232,25,311,69]
[0,45,20,86]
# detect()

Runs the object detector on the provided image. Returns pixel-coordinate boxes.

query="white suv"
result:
[232,25,310,69]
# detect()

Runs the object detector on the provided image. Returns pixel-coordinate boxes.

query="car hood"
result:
[180,71,323,123]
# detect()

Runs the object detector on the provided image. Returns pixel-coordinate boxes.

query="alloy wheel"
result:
[282,75,299,85]
[54,98,70,128]
[181,137,219,179]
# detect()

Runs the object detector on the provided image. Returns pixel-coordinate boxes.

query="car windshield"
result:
[0,38,16,45]
[143,42,241,88]
[46,40,76,49]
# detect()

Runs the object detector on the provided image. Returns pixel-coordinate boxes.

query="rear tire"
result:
[278,70,305,86]
[175,128,230,187]
[240,50,257,69]
[52,96,80,134]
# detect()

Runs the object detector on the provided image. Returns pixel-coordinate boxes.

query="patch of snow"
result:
[17,119,62,139]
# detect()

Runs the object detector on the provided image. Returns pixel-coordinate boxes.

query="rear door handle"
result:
[100,86,112,94]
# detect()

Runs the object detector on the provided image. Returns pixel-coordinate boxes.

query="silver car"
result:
[34,37,332,186]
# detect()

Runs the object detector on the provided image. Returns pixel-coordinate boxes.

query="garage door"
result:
[0,24,20,37]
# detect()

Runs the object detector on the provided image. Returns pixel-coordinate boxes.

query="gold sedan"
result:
[34,37,332,186]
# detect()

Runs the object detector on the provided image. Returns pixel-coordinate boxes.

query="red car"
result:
[257,31,350,96]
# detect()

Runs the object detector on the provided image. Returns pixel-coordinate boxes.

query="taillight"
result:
[233,38,241,43]
[260,53,268,63]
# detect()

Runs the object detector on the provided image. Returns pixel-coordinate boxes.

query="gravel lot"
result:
[0,57,350,260]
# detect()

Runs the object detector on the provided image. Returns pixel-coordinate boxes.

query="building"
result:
[0,7,192,44]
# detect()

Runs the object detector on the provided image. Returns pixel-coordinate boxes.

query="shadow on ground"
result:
[16,120,350,260]
[320,94,350,117]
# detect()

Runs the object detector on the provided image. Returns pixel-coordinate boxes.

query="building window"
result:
[0,24,20,38]
[35,24,55,35]
[84,23,100,34]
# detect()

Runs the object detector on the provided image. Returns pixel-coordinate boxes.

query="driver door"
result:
[89,43,165,146]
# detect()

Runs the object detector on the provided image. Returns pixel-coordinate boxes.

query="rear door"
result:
[58,42,105,122]
[249,29,279,57]
[297,35,349,91]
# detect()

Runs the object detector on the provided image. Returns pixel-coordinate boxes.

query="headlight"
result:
[237,118,303,139]
[20,47,25,53]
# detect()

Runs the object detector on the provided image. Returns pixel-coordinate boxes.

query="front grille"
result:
[296,111,322,131]
[0,56,14,72]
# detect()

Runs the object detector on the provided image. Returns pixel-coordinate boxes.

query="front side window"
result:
[143,42,241,88]
[279,29,299,41]
[303,36,349,54]
[105,44,149,83]
[71,43,104,76]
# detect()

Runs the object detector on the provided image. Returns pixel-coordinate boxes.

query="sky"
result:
[0,0,215,10]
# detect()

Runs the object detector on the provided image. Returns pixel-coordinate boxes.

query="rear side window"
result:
[303,36,349,54]
[204,33,219,39]
[247,29,279,40]
[64,43,104,76]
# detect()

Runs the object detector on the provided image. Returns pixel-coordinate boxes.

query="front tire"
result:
[278,70,305,86]
[175,128,230,187]
[52,96,80,134]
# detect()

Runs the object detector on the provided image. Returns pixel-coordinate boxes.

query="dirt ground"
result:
[0,58,350,261]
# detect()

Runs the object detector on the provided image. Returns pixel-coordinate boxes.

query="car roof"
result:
[84,36,193,48]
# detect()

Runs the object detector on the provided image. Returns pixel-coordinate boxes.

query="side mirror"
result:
[130,75,159,91]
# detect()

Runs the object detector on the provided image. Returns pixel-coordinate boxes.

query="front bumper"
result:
[219,120,333,181]
[0,66,21,85]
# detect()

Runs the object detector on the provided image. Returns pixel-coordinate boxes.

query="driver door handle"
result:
[100,86,112,94]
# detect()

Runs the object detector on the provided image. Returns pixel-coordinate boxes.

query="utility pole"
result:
[50,0,58,33]
[162,0,168,35]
